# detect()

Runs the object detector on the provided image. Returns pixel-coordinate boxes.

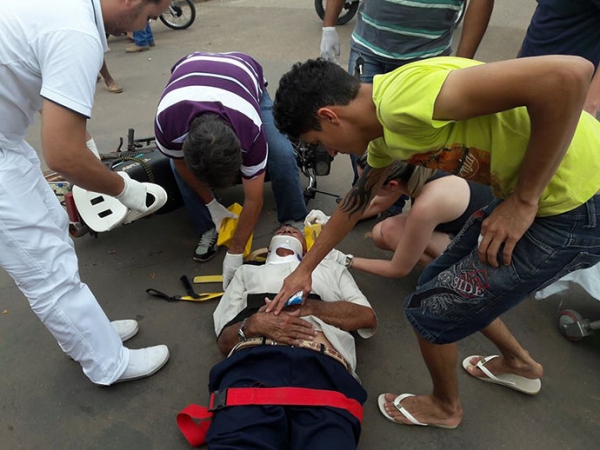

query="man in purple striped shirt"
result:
[155,52,307,288]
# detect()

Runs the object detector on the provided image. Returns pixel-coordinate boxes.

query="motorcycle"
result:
[314,0,360,26]
[160,0,196,30]
[45,129,335,238]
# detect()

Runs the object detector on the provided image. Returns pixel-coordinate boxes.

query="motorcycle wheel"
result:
[159,0,196,30]
[315,0,359,26]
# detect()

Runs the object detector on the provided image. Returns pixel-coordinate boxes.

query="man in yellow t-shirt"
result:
[271,56,600,428]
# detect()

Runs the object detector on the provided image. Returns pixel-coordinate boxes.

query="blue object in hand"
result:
[285,291,304,306]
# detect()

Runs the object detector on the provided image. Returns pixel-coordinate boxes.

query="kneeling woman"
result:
[351,154,494,278]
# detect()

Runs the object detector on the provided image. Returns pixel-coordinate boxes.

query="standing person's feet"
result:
[378,393,462,429]
[104,81,123,93]
[126,45,149,53]
[462,354,543,395]
[149,41,156,47]
[114,345,170,383]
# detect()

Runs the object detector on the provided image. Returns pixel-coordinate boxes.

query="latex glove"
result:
[326,248,347,266]
[115,172,148,213]
[320,27,340,63]
[206,199,238,231]
[222,252,244,290]
[304,209,330,227]
[85,138,101,159]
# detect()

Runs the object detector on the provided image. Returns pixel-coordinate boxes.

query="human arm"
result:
[434,55,594,266]
[353,177,470,277]
[360,193,402,219]
[267,164,391,313]
[455,0,494,59]
[230,174,264,254]
[320,0,346,62]
[221,174,265,288]
[293,298,376,332]
[583,68,600,116]
[41,100,125,196]
[217,307,316,356]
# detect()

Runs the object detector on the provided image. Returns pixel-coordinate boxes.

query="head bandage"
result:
[266,234,303,265]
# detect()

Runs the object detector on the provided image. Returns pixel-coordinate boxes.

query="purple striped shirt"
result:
[154,52,267,179]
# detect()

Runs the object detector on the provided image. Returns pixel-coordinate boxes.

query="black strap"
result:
[146,288,180,302]
[180,275,200,298]
[221,292,323,333]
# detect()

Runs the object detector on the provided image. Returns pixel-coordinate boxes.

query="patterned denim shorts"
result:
[405,196,600,344]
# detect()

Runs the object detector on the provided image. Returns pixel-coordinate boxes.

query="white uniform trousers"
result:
[0,142,128,385]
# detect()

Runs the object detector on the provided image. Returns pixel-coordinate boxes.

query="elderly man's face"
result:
[103,0,171,36]
[274,226,307,254]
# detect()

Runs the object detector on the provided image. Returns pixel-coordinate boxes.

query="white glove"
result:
[115,172,148,213]
[326,248,347,266]
[222,252,244,290]
[206,199,238,231]
[304,209,330,227]
[86,138,101,159]
[320,27,340,63]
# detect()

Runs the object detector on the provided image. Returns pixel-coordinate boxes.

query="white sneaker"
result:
[115,345,170,383]
[111,320,139,342]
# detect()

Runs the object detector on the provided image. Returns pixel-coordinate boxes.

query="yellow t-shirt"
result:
[367,56,600,216]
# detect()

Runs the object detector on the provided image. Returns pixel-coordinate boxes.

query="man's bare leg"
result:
[381,334,463,427]
[99,60,123,94]
[465,318,544,379]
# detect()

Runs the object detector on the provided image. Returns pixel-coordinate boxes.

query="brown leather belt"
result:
[231,337,350,372]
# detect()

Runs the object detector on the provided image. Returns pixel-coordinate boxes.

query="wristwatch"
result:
[344,254,355,269]
[237,318,248,342]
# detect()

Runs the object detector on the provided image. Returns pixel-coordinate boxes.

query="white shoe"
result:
[115,345,170,383]
[111,320,139,342]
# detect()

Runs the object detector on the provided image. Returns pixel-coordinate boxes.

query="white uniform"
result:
[213,258,377,375]
[0,0,128,384]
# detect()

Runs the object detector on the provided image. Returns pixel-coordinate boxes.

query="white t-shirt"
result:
[0,0,107,150]
[213,258,378,375]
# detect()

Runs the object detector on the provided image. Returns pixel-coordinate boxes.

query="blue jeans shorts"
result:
[405,195,600,345]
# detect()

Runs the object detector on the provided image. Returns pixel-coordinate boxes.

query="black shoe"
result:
[193,228,218,262]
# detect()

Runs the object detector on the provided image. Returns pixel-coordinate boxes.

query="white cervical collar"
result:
[265,235,303,265]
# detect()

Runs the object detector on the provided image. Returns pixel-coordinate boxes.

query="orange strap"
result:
[176,387,363,447]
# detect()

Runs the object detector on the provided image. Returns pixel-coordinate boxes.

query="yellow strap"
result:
[179,292,223,302]
[193,275,223,284]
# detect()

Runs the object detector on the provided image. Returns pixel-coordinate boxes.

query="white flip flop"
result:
[462,355,541,395]
[377,393,458,429]
[72,183,167,232]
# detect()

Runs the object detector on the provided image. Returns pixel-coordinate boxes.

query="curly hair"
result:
[274,58,361,139]
[356,153,437,197]
[183,114,242,189]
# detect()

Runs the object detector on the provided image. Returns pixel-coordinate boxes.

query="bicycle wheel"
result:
[159,0,196,30]
[314,0,359,26]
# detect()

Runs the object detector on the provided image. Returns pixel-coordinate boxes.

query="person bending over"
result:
[320,0,494,189]
[204,226,377,448]
[345,154,494,277]
[269,56,600,428]
[154,51,307,289]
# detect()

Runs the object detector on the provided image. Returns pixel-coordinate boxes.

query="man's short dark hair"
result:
[273,58,361,139]
[183,114,242,189]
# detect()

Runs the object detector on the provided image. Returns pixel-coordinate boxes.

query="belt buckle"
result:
[208,389,228,411]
